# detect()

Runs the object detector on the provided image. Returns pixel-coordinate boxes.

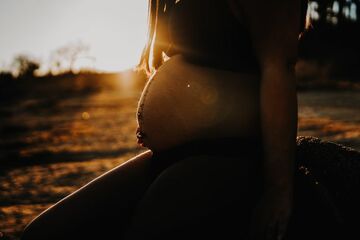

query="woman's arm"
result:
[237,0,301,239]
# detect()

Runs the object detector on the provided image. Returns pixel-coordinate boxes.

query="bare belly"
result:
[137,55,261,151]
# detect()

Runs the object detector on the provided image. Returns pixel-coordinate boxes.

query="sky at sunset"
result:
[0,0,148,72]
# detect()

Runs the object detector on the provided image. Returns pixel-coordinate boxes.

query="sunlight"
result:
[62,1,149,71]
[0,0,149,73]
[120,70,135,89]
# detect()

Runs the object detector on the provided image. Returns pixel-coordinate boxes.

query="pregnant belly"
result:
[137,55,261,151]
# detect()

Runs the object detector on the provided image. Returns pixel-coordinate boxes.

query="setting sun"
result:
[1,1,360,239]
[0,0,148,73]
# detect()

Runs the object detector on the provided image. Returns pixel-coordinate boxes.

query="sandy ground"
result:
[0,75,359,240]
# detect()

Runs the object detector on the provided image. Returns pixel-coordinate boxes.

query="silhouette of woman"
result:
[131,0,300,239]
[22,1,342,240]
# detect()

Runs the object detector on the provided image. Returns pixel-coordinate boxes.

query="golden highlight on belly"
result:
[137,55,261,151]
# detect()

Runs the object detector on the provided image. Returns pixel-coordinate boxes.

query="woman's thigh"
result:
[123,154,261,239]
[21,150,155,240]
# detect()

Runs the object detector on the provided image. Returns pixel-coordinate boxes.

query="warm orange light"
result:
[0,1,149,73]
[82,112,90,120]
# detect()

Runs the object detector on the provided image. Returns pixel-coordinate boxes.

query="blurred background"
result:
[0,0,359,239]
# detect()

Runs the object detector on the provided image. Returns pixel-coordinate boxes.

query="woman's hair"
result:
[138,0,173,74]
[139,0,309,75]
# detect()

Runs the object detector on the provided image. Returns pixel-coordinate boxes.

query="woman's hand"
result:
[248,191,293,240]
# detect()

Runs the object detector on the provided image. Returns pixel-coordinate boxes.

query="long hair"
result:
[138,0,232,75]
[139,0,309,75]
[138,0,174,75]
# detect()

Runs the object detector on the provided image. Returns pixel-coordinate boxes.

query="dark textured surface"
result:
[294,136,360,238]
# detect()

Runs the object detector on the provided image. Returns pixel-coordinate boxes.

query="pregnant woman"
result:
[130,0,299,239]
[21,1,322,240]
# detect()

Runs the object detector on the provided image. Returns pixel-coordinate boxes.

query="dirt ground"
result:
[0,75,359,240]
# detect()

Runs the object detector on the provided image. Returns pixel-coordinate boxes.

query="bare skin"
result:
[22,1,300,239]
[235,0,300,239]
[138,55,261,152]
[156,1,300,238]
[21,151,155,240]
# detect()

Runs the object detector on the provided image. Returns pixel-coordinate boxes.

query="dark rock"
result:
[291,136,360,239]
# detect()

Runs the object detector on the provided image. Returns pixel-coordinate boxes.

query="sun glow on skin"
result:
[0,0,148,72]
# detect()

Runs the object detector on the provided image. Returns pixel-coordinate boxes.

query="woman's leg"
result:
[21,150,155,240]
[122,154,260,240]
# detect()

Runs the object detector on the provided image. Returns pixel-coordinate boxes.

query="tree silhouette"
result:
[50,42,91,74]
[11,55,40,78]
[308,0,359,25]
[0,71,13,81]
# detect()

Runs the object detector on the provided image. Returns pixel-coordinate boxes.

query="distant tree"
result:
[300,0,360,77]
[308,0,359,25]
[11,55,40,78]
[50,41,91,74]
[0,71,13,81]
